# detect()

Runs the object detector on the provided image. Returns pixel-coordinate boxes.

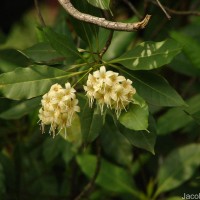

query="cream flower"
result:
[38,83,80,138]
[106,72,125,86]
[41,93,54,111]
[50,83,62,92]
[63,82,76,100]
[84,66,136,118]
[93,66,113,86]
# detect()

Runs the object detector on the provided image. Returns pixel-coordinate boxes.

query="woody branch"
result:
[57,0,151,32]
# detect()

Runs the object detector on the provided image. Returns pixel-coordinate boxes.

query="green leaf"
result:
[132,93,147,108]
[111,39,181,70]
[43,136,74,163]
[170,53,200,77]
[119,103,149,131]
[81,104,103,143]
[103,31,136,61]
[0,65,71,100]
[190,111,200,125]
[0,97,40,119]
[123,70,186,107]
[157,107,192,135]
[70,0,99,50]
[100,117,133,166]
[0,49,30,73]
[60,114,81,144]
[119,116,156,154]
[155,144,200,196]
[170,31,200,69]
[76,154,140,197]
[42,27,81,64]
[86,0,110,10]
[157,94,200,135]
[21,42,64,64]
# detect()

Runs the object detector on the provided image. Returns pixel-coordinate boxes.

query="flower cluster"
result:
[84,66,136,118]
[38,83,80,138]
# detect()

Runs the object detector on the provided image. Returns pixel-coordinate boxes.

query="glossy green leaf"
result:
[95,18,137,56]
[81,104,103,143]
[60,114,82,144]
[119,103,149,131]
[86,0,110,10]
[155,144,200,196]
[0,49,30,73]
[191,111,200,125]
[103,31,135,60]
[100,117,133,166]
[21,42,64,64]
[170,31,200,69]
[170,53,200,77]
[157,94,200,135]
[43,136,74,163]
[0,65,71,100]
[119,116,156,154]
[70,0,99,50]
[42,27,81,64]
[123,70,186,107]
[76,154,140,197]
[54,10,72,37]
[157,108,192,135]
[111,39,181,70]
[0,97,40,119]
[132,93,147,108]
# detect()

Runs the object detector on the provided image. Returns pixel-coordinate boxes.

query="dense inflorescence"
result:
[38,83,80,138]
[84,66,136,118]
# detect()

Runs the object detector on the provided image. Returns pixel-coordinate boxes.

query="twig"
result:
[74,139,101,200]
[155,0,171,19]
[34,0,46,26]
[99,10,114,58]
[58,0,151,32]
[122,0,142,19]
[99,30,114,58]
[164,7,200,16]
[149,0,200,16]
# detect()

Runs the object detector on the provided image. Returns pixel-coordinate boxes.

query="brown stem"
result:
[99,30,114,58]
[122,0,143,19]
[74,139,101,200]
[155,0,171,19]
[149,0,200,16]
[58,0,151,32]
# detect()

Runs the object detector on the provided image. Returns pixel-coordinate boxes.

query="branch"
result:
[164,7,200,16]
[149,0,200,16]
[58,0,151,32]
[74,139,101,200]
[155,0,171,19]
[122,0,143,19]
[99,30,114,58]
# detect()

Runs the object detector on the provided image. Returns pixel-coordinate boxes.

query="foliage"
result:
[0,0,200,199]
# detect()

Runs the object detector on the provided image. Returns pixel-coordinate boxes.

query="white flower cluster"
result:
[84,66,136,118]
[38,83,80,138]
